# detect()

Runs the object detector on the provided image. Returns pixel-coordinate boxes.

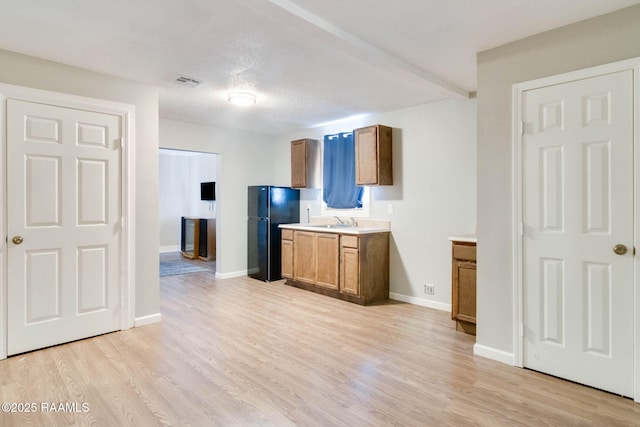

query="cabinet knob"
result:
[12,236,23,245]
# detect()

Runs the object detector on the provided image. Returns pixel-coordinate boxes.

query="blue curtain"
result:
[323,132,363,209]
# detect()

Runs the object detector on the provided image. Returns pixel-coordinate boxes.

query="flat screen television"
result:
[201,181,216,201]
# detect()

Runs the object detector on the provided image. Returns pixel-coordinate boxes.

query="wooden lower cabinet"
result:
[340,247,360,296]
[451,240,477,335]
[284,229,389,305]
[281,229,294,279]
[316,234,339,290]
[293,231,317,284]
[340,235,360,296]
[292,231,339,289]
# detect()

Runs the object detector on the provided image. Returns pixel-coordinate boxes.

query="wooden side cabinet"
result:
[198,218,216,261]
[354,124,393,185]
[180,217,200,259]
[451,239,477,335]
[291,138,320,188]
[181,217,216,261]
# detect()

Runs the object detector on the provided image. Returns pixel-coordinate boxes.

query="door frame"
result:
[512,57,640,402]
[0,83,136,360]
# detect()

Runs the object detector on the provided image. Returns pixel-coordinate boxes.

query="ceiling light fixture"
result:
[228,92,256,106]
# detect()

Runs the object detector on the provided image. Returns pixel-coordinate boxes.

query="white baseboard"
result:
[159,245,180,253]
[389,292,451,312]
[134,313,162,327]
[215,270,247,279]
[473,343,515,365]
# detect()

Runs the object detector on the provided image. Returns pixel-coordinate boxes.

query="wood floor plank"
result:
[1,270,639,426]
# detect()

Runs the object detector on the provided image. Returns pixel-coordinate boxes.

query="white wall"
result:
[159,150,216,251]
[476,5,640,357]
[159,119,274,277]
[273,99,477,308]
[0,48,160,319]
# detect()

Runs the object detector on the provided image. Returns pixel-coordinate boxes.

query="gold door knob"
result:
[12,236,23,245]
[613,244,628,255]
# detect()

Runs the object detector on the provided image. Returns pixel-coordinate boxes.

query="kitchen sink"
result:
[306,223,352,228]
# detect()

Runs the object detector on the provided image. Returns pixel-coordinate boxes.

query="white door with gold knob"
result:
[522,70,634,397]
[6,99,122,355]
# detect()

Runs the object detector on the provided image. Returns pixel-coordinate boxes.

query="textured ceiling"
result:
[0,0,638,135]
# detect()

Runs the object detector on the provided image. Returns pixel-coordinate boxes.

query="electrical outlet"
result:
[424,284,435,295]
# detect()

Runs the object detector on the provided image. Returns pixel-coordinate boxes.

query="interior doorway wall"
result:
[158,149,217,253]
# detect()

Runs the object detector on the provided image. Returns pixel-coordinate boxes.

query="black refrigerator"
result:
[248,185,300,281]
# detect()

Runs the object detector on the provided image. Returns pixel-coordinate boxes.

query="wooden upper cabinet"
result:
[291,138,320,188]
[355,125,393,185]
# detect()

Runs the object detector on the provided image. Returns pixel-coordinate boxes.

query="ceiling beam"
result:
[266,0,470,100]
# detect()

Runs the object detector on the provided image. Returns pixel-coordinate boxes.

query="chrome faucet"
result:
[334,216,345,225]
[350,217,357,227]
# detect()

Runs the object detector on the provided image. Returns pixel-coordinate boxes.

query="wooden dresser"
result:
[450,235,477,335]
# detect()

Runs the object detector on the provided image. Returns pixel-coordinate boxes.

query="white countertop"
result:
[449,233,477,243]
[279,223,390,235]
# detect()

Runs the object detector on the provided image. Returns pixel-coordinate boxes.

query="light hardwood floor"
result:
[1,271,639,426]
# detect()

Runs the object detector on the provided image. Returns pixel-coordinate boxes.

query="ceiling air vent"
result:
[174,75,203,88]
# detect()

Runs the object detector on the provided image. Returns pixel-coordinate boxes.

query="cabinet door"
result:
[206,218,216,261]
[340,247,360,296]
[294,231,316,284]
[291,139,307,188]
[181,217,199,259]
[355,125,393,185]
[452,260,476,324]
[316,233,339,289]
[281,239,294,279]
[355,126,379,185]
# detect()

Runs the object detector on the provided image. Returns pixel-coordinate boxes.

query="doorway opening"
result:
[159,148,218,276]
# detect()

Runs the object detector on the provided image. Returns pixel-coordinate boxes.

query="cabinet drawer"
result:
[282,229,294,241]
[341,235,359,249]
[453,243,476,261]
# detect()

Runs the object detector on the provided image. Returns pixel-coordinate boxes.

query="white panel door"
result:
[7,99,122,355]
[523,70,634,397]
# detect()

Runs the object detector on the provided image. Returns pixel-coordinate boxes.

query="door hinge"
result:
[519,121,525,136]
[520,222,525,236]
[119,137,125,149]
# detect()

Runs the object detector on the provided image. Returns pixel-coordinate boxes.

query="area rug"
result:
[159,259,208,277]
